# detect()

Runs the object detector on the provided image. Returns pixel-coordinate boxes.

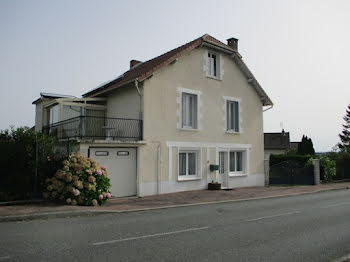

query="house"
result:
[264,130,290,160]
[264,130,301,159]
[33,34,273,197]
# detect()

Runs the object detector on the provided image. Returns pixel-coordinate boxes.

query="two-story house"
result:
[33,34,273,197]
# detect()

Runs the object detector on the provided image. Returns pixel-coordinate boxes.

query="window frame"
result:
[223,96,241,134]
[229,151,244,175]
[177,149,201,181]
[181,92,198,130]
[206,51,221,80]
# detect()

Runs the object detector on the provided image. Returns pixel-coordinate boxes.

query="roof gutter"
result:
[201,42,236,55]
[263,105,273,112]
[231,54,273,106]
[83,78,136,98]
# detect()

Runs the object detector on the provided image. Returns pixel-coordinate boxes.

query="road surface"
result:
[1,189,350,261]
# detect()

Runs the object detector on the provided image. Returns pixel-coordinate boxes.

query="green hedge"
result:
[0,127,62,201]
[269,154,311,166]
[335,153,350,180]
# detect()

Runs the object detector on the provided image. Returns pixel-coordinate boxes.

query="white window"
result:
[227,100,239,132]
[49,105,59,125]
[182,92,198,129]
[208,52,220,78]
[229,151,243,173]
[179,151,198,177]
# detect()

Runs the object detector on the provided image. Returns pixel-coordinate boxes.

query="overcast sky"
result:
[0,0,349,151]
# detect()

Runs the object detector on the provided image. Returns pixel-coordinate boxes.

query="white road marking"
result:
[92,226,209,246]
[245,211,301,222]
[0,256,10,260]
[321,202,350,209]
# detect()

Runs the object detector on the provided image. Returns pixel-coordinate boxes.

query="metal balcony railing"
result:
[42,116,143,141]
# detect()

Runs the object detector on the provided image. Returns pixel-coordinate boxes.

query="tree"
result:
[297,135,315,155]
[338,104,350,153]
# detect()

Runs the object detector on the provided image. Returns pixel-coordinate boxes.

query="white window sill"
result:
[229,173,247,177]
[177,176,202,182]
[179,127,199,132]
[206,75,222,81]
[226,130,241,134]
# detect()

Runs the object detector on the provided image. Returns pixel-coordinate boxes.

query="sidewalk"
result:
[1,182,350,222]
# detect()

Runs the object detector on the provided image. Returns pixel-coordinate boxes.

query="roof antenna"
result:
[280,122,285,135]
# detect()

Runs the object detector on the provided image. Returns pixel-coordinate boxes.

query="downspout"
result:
[157,143,161,195]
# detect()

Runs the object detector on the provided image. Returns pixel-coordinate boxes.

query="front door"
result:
[219,151,228,188]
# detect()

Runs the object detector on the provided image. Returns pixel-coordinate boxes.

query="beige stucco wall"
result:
[136,46,265,195]
[144,50,262,160]
[106,83,142,119]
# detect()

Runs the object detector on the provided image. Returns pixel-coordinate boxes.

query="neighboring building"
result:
[33,34,273,197]
[264,130,300,159]
[290,142,300,151]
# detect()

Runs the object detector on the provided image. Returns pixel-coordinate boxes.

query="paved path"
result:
[1,183,350,222]
[1,189,350,261]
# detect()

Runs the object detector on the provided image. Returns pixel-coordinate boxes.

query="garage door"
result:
[90,147,137,197]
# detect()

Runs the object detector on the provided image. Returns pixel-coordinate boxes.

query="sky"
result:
[0,0,349,152]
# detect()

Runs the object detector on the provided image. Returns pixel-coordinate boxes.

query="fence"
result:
[42,116,143,141]
[269,161,315,185]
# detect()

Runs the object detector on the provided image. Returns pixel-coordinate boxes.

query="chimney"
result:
[130,60,142,69]
[227,37,239,51]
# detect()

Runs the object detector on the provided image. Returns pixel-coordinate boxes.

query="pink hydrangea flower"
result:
[101,166,107,171]
[66,198,72,204]
[98,194,103,200]
[106,193,111,199]
[73,189,80,196]
[96,170,102,176]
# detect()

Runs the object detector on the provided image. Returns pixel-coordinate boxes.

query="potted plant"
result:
[208,180,221,190]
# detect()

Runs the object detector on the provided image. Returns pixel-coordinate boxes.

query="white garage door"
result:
[90,147,137,198]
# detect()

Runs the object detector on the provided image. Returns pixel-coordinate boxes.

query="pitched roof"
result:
[83,34,272,106]
[32,92,76,104]
[264,132,291,150]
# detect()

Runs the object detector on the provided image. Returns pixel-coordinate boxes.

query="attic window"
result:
[208,52,219,78]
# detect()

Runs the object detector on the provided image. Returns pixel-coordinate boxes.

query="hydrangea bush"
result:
[43,152,111,206]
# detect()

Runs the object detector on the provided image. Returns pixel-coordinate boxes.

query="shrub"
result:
[335,152,350,180]
[0,126,59,201]
[270,154,310,166]
[43,152,111,206]
[306,156,336,182]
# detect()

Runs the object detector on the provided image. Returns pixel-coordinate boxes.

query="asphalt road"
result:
[1,189,350,262]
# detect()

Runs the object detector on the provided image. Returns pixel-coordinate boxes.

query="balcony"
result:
[42,116,143,141]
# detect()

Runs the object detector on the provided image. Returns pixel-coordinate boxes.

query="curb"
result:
[0,199,44,206]
[0,186,349,223]
[96,186,350,213]
[0,210,110,223]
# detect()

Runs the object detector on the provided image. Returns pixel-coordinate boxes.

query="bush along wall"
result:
[269,154,310,167]
[43,152,111,206]
[335,152,350,180]
[0,127,60,201]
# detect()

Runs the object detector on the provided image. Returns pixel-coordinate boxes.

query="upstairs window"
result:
[182,92,198,129]
[208,52,219,78]
[49,105,59,125]
[227,100,239,132]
